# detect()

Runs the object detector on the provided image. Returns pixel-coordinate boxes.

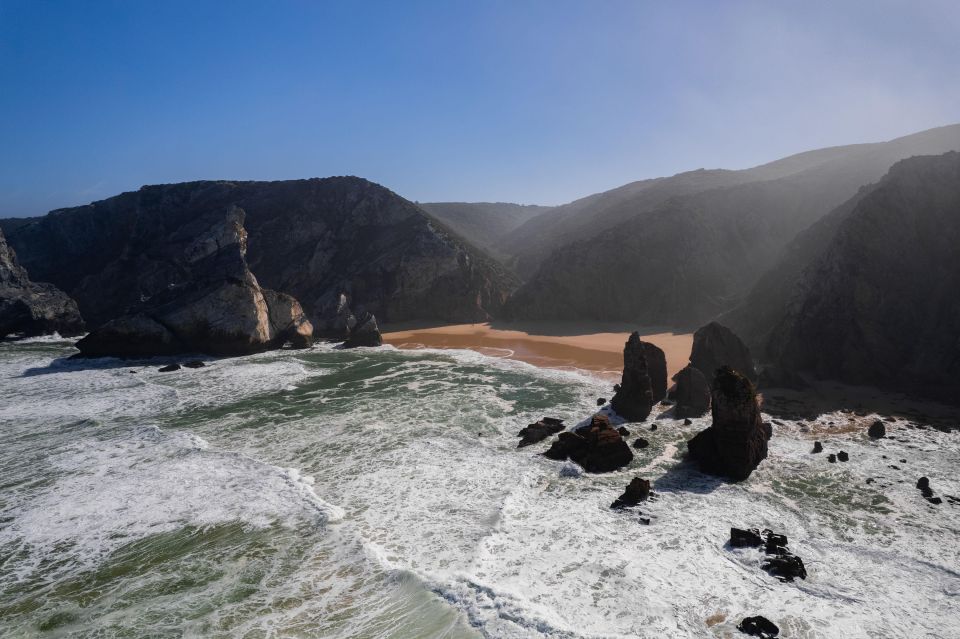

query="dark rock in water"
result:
[642,341,668,402]
[617,426,630,437]
[729,527,764,548]
[158,364,181,372]
[632,437,649,449]
[183,360,206,368]
[517,417,565,448]
[828,454,837,463]
[812,441,823,454]
[673,365,711,418]
[738,615,780,638]
[837,451,849,462]
[610,477,650,509]
[921,486,934,498]
[543,414,634,473]
[343,311,382,348]
[650,424,658,431]
[683,418,692,426]
[868,419,886,439]
[764,532,788,555]
[917,477,930,490]
[687,367,769,481]
[611,332,655,421]
[596,397,606,406]
[75,207,314,357]
[927,496,943,505]
[689,322,757,382]
[762,553,807,582]
[0,227,84,339]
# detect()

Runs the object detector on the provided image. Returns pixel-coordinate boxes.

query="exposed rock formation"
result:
[4,177,516,332]
[690,322,756,381]
[868,420,886,439]
[517,417,565,448]
[543,414,634,473]
[687,367,770,481]
[0,228,84,339]
[610,477,651,509]
[738,616,780,638]
[643,341,668,402]
[342,311,382,348]
[673,365,711,418]
[75,207,313,357]
[611,332,656,421]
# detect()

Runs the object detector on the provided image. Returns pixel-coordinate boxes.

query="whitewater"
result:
[0,337,958,638]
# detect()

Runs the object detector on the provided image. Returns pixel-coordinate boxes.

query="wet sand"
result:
[381,322,693,381]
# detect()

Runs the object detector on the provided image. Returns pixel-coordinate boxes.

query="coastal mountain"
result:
[2,177,517,333]
[0,227,84,339]
[756,152,960,402]
[504,124,960,327]
[418,202,552,264]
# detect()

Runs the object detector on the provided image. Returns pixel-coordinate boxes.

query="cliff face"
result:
[5,177,517,332]
[767,152,960,402]
[0,227,84,339]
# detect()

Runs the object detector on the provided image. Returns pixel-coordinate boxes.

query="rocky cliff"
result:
[4,177,517,333]
[0,227,84,339]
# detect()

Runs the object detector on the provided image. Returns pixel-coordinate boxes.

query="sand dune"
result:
[381,322,693,381]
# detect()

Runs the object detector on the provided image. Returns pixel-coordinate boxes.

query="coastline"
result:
[381,321,694,381]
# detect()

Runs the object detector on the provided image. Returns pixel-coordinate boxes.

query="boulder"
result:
[517,417,565,448]
[0,227,84,339]
[183,360,206,368]
[632,437,650,449]
[689,321,756,381]
[673,365,711,418]
[687,367,770,481]
[729,527,764,548]
[868,419,886,439]
[811,441,823,454]
[837,451,849,462]
[343,311,382,348]
[762,554,807,582]
[611,332,655,421]
[617,426,630,437]
[610,477,651,509]
[738,616,780,638]
[158,364,181,372]
[917,477,930,490]
[262,289,314,348]
[828,453,837,463]
[543,414,634,473]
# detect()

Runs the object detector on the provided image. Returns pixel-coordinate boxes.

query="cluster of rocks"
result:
[827,450,849,463]
[543,414,634,473]
[729,527,807,582]
[916,477,943,505]
[517,417,565,448]
[610,332,667,421]
[157,360,206,372]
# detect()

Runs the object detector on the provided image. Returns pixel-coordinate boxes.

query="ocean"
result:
[0,337,958,638]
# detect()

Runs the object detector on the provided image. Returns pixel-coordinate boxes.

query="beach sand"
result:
[381,322,694,381]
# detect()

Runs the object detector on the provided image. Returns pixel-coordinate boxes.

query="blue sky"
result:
[1,0,958,216]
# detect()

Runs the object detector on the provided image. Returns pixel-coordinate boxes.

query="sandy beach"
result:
[381,322,694,381]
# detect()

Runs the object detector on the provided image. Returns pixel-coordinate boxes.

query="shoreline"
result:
[381,322,694,381]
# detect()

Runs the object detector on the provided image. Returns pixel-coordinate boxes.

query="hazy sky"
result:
[2,0,959,216]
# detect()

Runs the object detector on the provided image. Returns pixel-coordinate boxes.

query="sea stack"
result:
[673,365,711,418]
[343,311,383,348]
[611,332,658,421]
[687,366,770,481]
[689,322,757,381]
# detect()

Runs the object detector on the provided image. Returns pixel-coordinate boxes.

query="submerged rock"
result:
[738,615,780,638]
[543,414,633,473]
[673,365,711,418]
[868,419,886,439]
[183,360,206,369]
[762,553,807,582]
[610,477,651,509]
[158,364,181,372]
[689,321,756,382]
[342,311,382,348]
[687,367,769,481]
[517,417,565,448]
[611,332,655,421]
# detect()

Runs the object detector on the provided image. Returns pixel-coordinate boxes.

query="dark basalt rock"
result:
[683,419,691,426]
[650,424,658,431]
[158,364,181,372]
[687,367,769,481]
[632,437,649,449]
[0,227,84,339]
[183,360,206,368]
[812,441,823,454]
[342,311,382,348]
[611,332,655,422]
[729,527,764,548]
[517,417,565,448]
[596,397,606,406]
[837,451,849,462]
[617,426,630,437]
[868,419,886,439]
[917,477,930,490]
[673,365,711,418]
[610,477,650,509]
[543,414,634,473]
[762,554,807,582]
[690,322,756,382]
[738,615,780,638]
[927,496,943,505]
[828,454,837,463]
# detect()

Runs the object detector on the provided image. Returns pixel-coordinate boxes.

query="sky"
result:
[1,0,959,217]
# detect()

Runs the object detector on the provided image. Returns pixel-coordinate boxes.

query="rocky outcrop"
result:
[673,365,711,418]
[543,414,634,473]
[643,342,668,402]
[610,477,651,509]
[687,367,770,481]
[868,420,886,439]
[690,322,756,381]
[4,177,516,332]
[738,616,780,638]
[75,207,313,357]
[611,332,656,422]
[342,311,382,348]
[517,417,565,448]
[0,228,84,339]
